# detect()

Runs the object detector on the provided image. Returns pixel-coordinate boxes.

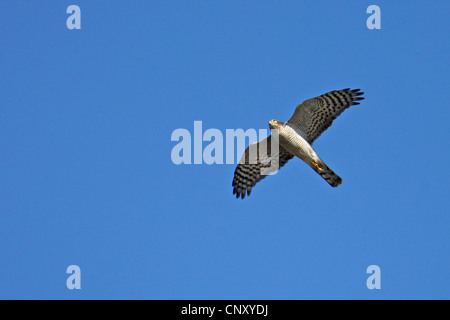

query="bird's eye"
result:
[273,120,278,123]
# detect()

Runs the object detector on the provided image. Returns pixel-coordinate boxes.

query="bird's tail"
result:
[310,160,342,187]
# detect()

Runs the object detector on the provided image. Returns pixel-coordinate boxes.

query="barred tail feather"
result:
[314,161,342,187]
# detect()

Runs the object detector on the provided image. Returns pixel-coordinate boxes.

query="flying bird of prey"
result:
[232,88,365,199]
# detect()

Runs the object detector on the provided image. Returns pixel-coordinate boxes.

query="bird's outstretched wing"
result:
[287,88,364,143]
[232,136,293,199]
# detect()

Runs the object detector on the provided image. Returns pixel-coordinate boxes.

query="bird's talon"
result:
[311,161,323,171]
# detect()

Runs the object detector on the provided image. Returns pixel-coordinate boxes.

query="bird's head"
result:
[269,119,283,130]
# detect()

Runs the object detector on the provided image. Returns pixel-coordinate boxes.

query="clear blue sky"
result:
[1,1,449,299]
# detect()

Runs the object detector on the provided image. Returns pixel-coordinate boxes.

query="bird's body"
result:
[232,88,364,199]
[274,122,319,163]
[271,120,342,188]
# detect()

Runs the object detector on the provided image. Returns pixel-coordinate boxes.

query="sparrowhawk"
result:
[232,88,365,199]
